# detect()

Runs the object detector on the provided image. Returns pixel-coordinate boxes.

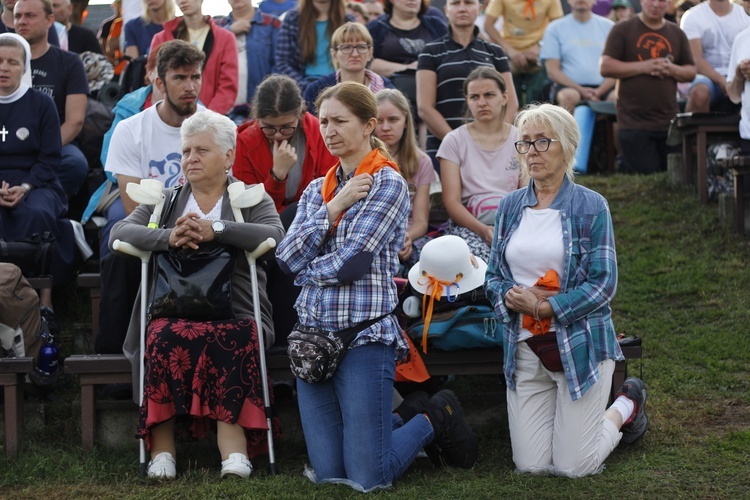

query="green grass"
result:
[2,173,749,498]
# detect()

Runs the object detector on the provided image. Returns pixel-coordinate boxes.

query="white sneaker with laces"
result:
[221,453,253,478]
[147,451,176,479]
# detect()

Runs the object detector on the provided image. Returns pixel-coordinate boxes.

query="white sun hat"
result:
[408,235,487,297]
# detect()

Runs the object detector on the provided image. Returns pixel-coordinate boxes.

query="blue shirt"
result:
[258,0,298,17]
[540,13,614,86]
[276,161,410,357]
[124,17,164,55]
[304,20,333,77]
[485,176,623,401]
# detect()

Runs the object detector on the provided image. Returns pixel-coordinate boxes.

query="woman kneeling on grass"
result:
[485,102,648,477]
[276,81,477,492]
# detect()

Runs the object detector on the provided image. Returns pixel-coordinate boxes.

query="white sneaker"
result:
[147,452,176,479]
[221,453,253,479]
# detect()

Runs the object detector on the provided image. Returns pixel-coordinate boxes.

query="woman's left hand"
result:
[398,233,413,261]
[504,285,538,316]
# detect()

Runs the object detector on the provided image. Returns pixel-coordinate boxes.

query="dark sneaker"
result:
[394,390,430,423]
[424,390,478,468]
[616,377,648,445]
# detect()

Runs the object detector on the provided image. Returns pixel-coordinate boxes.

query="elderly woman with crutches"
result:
[111,110,285,480]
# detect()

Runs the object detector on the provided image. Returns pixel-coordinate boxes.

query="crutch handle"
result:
[247,238,276,263]
[113,240,151,262]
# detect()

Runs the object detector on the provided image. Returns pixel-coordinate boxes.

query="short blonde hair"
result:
[141,0,175,24]
[515,103,579,181]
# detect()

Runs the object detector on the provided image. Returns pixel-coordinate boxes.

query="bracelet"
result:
[269,169,287,182]
[533,300,542,321]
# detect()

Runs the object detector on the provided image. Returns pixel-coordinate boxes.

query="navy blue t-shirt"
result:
[30,45,89,124]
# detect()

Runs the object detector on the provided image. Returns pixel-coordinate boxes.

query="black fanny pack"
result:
[287,315,388,384]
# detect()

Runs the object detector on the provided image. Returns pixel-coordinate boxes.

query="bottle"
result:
[33,317,60,385]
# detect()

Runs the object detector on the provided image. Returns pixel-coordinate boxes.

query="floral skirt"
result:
[136,317,280,459]
[442,220,492,264]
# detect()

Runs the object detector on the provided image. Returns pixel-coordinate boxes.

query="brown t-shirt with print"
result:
[602,16,694,131]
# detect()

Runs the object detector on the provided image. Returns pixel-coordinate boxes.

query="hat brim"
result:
[408,256,488,297]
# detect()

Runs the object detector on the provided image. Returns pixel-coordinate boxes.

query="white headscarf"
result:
[0,33,33,104]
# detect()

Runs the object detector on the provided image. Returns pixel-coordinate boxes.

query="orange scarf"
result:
[522,270,559,335]
[417,274,462,353]
[522,0,537,21]
[321,148,399,233]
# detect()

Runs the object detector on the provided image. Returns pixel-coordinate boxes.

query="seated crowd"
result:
[2,0,750,490]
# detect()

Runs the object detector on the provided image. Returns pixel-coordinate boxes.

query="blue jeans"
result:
[296,342,434,492]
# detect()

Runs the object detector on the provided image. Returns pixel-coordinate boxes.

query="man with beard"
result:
[95,39,205,364]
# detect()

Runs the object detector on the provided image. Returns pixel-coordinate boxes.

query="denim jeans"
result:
[296,341,434,492]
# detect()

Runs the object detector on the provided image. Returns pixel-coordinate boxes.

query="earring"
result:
[224,169,229,174]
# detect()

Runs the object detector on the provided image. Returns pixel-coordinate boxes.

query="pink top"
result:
[404,151,437,226]
[437,124,521,203]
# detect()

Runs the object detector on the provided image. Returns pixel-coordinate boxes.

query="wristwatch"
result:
[211,220,225,236]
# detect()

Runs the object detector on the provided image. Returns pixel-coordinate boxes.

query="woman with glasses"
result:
[234,74,337,347]
[234,74,337,216]
[437,66,524,263]
[485,102,648,477]
[304,22,396,114]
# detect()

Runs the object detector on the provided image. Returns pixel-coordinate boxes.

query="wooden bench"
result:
[0,357,33,457]
[65,345,642,451]
[671,113,740,203]
[77,273,101,346]
[722,155,750,234]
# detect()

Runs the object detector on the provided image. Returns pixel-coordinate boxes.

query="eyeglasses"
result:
[259,125,297,137]
[514,138,559,154]
[336,44,371,55]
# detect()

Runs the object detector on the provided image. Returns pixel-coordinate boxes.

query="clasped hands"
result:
[504,284,558,317]
[0,181,27,208]
[168,212,217,250]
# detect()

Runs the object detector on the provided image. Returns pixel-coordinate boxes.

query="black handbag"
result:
[147,243,237,321]
[0,232,56,277]
[146,185,237,322]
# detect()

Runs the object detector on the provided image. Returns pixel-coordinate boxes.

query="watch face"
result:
[212,220,225,233]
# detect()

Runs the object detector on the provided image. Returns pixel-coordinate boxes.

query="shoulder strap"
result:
[158,185,183,228]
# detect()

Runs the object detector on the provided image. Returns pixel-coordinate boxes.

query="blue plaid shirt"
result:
[276,162,410,357]
[485,176,623,401]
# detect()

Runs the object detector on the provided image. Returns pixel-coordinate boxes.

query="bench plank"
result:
[66,345,642,450]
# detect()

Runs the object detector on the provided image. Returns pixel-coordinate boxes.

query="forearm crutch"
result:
[227,181,278,475]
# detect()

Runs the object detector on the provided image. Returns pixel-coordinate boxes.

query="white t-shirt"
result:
[436,124,521,203]
[681,2,750,76]
[105,103,203,188]
[727,27,750,140]
[505,207,564,341]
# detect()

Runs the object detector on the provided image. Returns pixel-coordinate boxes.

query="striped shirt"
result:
[276,162,411,357]
[484,176,624,401]
[417,27,511,157]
